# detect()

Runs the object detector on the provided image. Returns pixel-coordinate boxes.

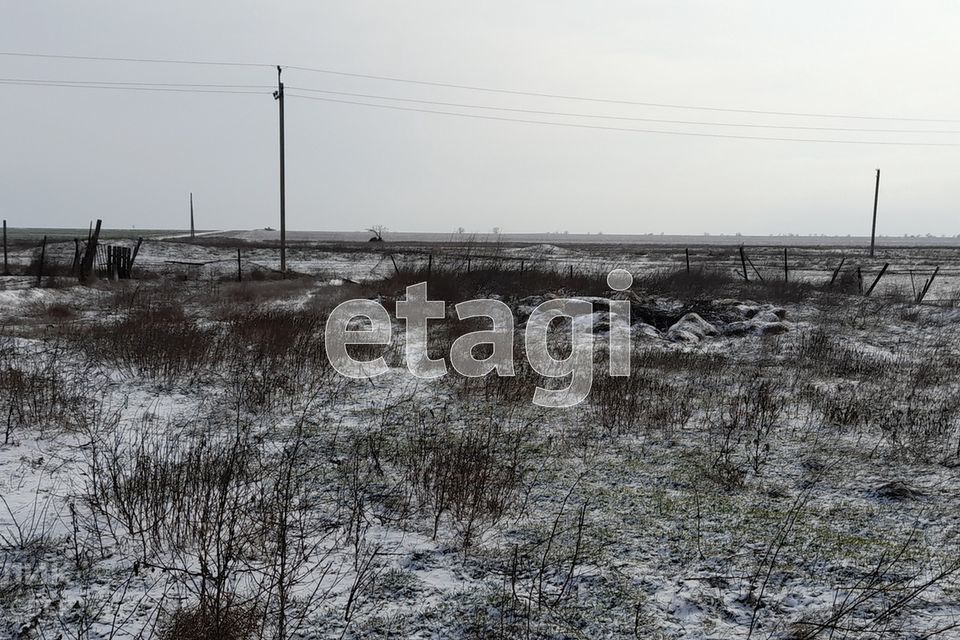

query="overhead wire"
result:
[1,50,958,123]
[285,86,960,134]
[284,92,960,146]
[0,79,270,95]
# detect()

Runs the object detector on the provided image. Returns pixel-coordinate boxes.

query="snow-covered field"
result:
[1,239,959,639]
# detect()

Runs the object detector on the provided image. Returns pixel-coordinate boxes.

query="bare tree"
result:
[366,226,386,242]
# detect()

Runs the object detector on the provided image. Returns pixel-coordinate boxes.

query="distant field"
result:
[5,227,960,248]
[2,227,195,246]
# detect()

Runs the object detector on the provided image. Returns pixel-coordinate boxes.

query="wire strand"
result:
[286,86,960,134]
[0,51,271,68]
[282,65,960,124]
[0,80,269,95]
[0,77,272,89]
[285,93,960,147]
[1,50,956,123]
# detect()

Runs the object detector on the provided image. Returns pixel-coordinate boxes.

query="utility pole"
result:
[870,169,880,257]
[274,65,287,275]
[190,192,195,239]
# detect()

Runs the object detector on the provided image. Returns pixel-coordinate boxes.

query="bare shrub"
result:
[390,408,534,547]
[160,596,260,640]
[82,305,217,382]
[220,308,332,412]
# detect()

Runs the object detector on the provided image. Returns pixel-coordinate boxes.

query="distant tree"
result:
[367,225,387,242]
[492,226,501,236]
[456,226,465,234]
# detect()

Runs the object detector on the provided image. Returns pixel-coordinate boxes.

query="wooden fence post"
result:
[829,256,846,287]
[2,220,8,276]
[685,248,691,274]
[865,263,889,297]
[36,236,47,286]
[467,257,471,274]
[916,266,939,304]
[80,219,102,283]
[569,264,574,280]
[739,246,749,281]
[857,267,864,295]
[129,237,143,276]
[72,239,81,275]
[745,252,764,281]
[427,253,433,278]
[783,248,789,281]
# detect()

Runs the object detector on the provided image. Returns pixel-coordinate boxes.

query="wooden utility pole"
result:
[870,169,880,257]
[274,65,287,275]
[190,192,195,239]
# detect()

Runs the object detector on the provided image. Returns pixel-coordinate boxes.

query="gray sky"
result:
[2,1,958,235]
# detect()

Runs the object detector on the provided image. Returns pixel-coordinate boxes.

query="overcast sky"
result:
[2,1,958,235]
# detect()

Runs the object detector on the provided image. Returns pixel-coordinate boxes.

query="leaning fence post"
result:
[865,263,889,297]
[829,256,846,287]
[80,219,102,283]
[36,235,47,286]
[916,266,939,304]
[739,246,749,281]
[745,252,764,281]
[129,237,143,276]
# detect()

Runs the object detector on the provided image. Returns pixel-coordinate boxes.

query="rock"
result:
[736,305,760,319]
[759,322,790,335]
[666,313,718,343]
[667,328,702,343]
[754,310,782,324]
[722,321,755,336]
[633,322,663,339]
[721,319,792,337]
[875,480,925,501]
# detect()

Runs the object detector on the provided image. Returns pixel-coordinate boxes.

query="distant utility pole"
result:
[870,169,880,257]
[274,65,287,275]
[190,192,195,239]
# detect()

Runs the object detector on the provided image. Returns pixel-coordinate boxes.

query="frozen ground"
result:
[1,240,959,639]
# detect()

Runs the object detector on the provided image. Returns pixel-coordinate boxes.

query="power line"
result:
[284,93,960,147]
[286,86,960,135]
[282,65,960,124]
[2,50,958,123]
[0,80,269,95]
[0,77,272,89]
[0,51,271,68]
